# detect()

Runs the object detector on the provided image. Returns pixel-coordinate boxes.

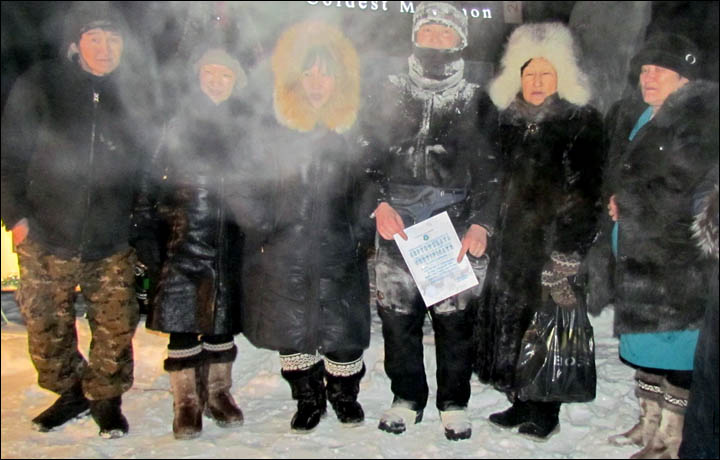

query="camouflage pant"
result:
[16,238,139,400]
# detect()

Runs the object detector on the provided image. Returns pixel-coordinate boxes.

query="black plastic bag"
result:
[515,296,596,403]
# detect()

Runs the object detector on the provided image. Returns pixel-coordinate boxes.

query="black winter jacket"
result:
[230,123,372,354]
[1,58,144,261]
[474,94,605,393]
[136,93,246,336]
[359,71,501,234]
[591,81,719,335]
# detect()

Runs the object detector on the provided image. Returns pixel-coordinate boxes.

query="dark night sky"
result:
[2,1,718,113]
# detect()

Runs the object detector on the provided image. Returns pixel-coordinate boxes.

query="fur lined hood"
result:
[489,22,591,110]
[271,21,360,133]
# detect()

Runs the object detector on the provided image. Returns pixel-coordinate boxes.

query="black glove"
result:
[541,251,581,307]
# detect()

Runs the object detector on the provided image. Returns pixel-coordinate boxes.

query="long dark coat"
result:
[588,80,719,335]
[231,125,372,355]
[473,94,605,393]
[228,22,371,355]
[679,164,719,459]
[136,92,246,336]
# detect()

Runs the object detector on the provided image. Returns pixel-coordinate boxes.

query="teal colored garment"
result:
[628,106,653,141]
[620,330,699,370]
[616,105,698,370]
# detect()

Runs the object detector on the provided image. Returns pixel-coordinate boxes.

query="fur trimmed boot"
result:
[31,381,90,432]
[609,371,664,447]
[166,353,206,440]
[281,361,327,433]
[325,360,366,426]
[204,344,243,427]
[631,381,689,459]
[90,396,129,439]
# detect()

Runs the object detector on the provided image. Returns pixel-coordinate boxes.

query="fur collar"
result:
[500,93,577,125]
[652,80,719,128]
[271,21,360,134]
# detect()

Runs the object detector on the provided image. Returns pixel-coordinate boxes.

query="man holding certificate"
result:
[357,1,502,441]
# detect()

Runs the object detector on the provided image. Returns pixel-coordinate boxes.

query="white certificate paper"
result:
[393,211,479,307]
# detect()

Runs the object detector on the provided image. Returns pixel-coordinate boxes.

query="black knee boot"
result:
[517,401,561,441]
[489,398,533,428]
[90,395,129,439]
[281,361,327,432]
[32,381,90,432]
[325,363,366,425]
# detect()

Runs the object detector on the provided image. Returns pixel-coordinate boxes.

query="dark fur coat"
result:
[473,94,605,393]
[587,80,719,336]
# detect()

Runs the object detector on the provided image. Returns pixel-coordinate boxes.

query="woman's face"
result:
[199,63,237,105]
[301,58,336,109]
[77,28,124,76]
[639,64,688,113]
[521,57,558,106]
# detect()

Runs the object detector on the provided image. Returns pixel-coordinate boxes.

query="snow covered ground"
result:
[1,291,641,459]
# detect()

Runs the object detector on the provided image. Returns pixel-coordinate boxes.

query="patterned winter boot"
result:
[324,358,366,426]
[90,396,129,439]
[31,381,90,432]
[203,342,244,427]
[166,350,206,440]
[609,370,664,447]
[280,355,327,433]
[631,380,689,459]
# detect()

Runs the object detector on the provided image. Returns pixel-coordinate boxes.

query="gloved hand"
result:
[541,251,581,307]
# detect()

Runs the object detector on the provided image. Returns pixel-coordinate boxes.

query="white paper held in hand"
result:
[393,211,479,307]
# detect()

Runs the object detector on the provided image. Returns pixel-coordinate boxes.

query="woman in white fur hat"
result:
[473,22,605,441]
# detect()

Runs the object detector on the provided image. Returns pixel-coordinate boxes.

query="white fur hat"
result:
[488,22,591,110]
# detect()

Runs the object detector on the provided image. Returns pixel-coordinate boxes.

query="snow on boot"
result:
[517,401,561,442]
[31,381,90,432]
[90,396,129,439]
[205,361,244,427]
[488,399,533,428]
[281,361,327,433]
[378,400,423,435]
[631,382,688,459]
[609,397,662,446]
[325,360,366,426]
[169,366,204,440]
[609,370,664,447]
[440,408,472,441]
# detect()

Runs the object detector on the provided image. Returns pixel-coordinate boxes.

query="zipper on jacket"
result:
[211,175,225,328]
[307,159,321,353]
[78,89,100,257]
[416,96,433,180]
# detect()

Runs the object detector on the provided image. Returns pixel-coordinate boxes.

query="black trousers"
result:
[378,304,476,412]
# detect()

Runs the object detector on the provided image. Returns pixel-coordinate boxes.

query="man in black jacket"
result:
[1,1,147,439]
[358,1,501,441]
